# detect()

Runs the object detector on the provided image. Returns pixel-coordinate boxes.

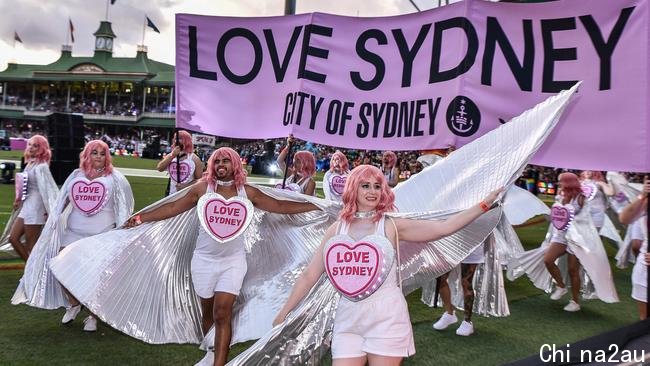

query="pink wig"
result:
[172,130,194,154]
[294,150,316,178]
[79,140,113,177]
[339,165,396,223]
[579,170,605,182]
[329,150,350,173]
[559,172,583,201]
[24,135,51,164]
[204,147,247,188]
[382,151,397,168]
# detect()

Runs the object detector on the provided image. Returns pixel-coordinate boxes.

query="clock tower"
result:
[93,21,116,55]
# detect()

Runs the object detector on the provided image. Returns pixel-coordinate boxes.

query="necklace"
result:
[354,210,376,219]
[216,179,234,186]
[94,167,105,173]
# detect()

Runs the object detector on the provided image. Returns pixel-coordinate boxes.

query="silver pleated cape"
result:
[227,85,581,365]
[12,169,134,309]
[0,163,58,251]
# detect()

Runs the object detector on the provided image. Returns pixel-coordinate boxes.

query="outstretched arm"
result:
[246,185,318,214]
[273,224,335,326]
[124,181,205,227]
[619,177,649,224]
[396,188,502,242]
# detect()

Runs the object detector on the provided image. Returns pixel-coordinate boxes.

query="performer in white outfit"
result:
[619,176,649,320]
[274,165,501,365]
[12,140,134,333]
[124,147,319,366]
[381,151,400,188]
[579,170,614,230]
[322,151,350,202]
[277,135,316,196]
[157,130,204,195]
[7,135,58,260]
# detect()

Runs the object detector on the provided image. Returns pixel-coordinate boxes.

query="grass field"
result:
[0,173,639,365]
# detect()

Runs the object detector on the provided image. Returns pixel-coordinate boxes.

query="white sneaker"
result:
[550,287,568,300]
[563,300,581,312]
[194,351,214,366]
[83,316,97,332]
[61,305,81,324]
[433,311,457,330]
[456,320,474,336]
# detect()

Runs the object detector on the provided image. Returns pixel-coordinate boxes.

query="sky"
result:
[0,0,457,70]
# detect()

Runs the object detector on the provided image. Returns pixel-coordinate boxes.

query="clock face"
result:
[105,38,113,50]
[96,37,106,49]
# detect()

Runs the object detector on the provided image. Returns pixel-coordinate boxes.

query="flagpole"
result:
[142,16,146,45]
[105,0,110,20]
[65,20,69,46]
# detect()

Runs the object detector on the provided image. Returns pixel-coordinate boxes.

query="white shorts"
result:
[191,253,247,298]
[331,287,415,359]
[632,283,647,303]
[462,244,485,264]
[18,196,47,225]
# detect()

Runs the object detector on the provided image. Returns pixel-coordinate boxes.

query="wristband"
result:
[134,215,142,225]
[479,201,490,212]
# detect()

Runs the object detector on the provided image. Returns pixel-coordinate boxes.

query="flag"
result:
[146,16,160,33]
[14,31,22,43]
[69,18,75,43]
[110,0,117,4]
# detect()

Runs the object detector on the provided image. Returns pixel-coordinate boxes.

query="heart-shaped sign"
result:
[15,172,27,202]
[69,177,110,216]
[613,191,628,203]
[197,193,254,243]
[324,234,394,301]
[274,182,301,192]
[168,160,192,183]
[329,174,347,196]
[581,182,597,201]
[550,203,575,231]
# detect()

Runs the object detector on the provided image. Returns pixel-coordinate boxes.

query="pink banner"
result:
[176,0,650,172]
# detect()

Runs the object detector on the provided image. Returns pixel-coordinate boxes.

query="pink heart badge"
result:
[550,203,574,231]
[581,182,597,201]
[324,234,394,301]
[168,161,191,183]
[15,172,27,201]
[197,193,254,243]
[70,178,108,216]
[329,174,347,195]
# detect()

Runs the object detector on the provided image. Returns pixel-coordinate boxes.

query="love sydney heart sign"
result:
[15,172,27,201]
[69,177,111,216]
[581,182,598,201]
[168,160,192,183]
[550,203,575,231]
[197,193,254,243]
[328,174,347,196]
[324,234,394,301]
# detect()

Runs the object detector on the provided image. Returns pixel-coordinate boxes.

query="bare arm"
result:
[388,167,399,188]
[273,224,335,326]
[596,181,614,196]
[246,185,318,214]
[619,177,649,224]
[193,155,204,179]
[124,181,205,227]
[396,188,502,242]
[276,135,294,173]
[303,178,316,196]
[156,146,182,172]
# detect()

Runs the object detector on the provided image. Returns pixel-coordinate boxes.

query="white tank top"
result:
[285,174,314,195]
[194,183,249,258]
[23,163,43,203]
[67,173,116,236]
[335,216,399,298]
[168,154,197,195]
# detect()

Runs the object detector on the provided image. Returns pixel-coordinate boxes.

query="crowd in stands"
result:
[3,94,173,116]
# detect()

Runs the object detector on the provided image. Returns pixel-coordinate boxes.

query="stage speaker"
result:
[46,113,84,185]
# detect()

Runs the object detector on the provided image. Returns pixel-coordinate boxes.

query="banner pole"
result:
[175,130,181,186]
[281,140,294,189]
[645,175,649,316]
